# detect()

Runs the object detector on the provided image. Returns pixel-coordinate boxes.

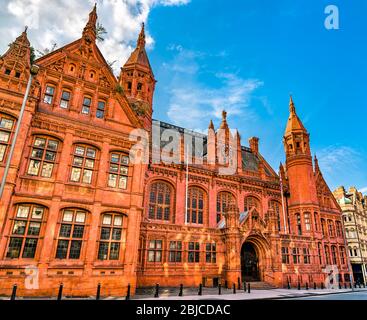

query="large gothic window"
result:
[244,196,261,213]
[269,200,281,231]
[186,187,205,225]
[148,181,173,221]
[216,192,233,223]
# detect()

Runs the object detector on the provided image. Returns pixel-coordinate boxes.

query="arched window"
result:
[331,246,338,265]
[98,213,126,260]
[244,196,261,213]
[148,181,173,221]
[336,221,343,237]
[186,187,205,224]
[107,152,129,189]
[216,192,233,223]
[269,200,281,231]
[321,218,327,236]
[70,144,98,184]
[328,220,335,237]
[304,212,311,231]
[6,204,46,259]
[295,213,302,235]
[318,242,323,265]
[27,136,60,178]
[325,245,331,264]
[0,113,16,162]
[339,246,346,264]
[55,209,87,260]
[314,212,319,231]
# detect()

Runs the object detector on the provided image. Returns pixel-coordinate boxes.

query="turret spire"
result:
[137,23,146,48]
[284,95,307,135]
[82,3,98,43]
[208,119,214,130]
[219,110,228,129]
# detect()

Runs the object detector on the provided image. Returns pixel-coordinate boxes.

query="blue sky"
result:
[147,0,367,193]
[1,0,366,193]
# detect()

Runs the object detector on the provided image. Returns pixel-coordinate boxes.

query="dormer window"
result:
[44,85,55,105]
[82,97,91,115]
[96,101,105,119]
[60,90,71,109]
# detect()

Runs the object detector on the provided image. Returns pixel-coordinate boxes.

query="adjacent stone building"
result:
[0,5,351,297]
[334,186,367,284]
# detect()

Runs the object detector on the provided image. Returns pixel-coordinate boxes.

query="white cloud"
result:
[0,0,190,73]
[317,145,365,191]
[163,46,263,131]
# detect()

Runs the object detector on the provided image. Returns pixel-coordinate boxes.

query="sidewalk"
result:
[132,287,367,300]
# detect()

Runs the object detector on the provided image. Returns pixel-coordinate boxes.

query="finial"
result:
[289,94,296,113]
[137,22,146,48]
[222,110,227,120]
[24,26,28,33]
[208,119,214,130]
[83,3,98,42]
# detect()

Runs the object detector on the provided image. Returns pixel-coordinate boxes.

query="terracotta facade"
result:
[0,6,351,297]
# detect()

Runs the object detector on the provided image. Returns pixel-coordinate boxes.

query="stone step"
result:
[246,282,278,290]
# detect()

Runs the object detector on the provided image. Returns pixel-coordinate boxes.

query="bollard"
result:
[297,282,300,290]
[359,283,361,289]
[314,282,317,290]
[218,283,222,295]
[237,277,241,290]
[57,283,63,300]
[287,281,291,289]
[363,283,366,288]
[344,283,347,289]
[225,280,228,289]
[96,283,101,300]
[198,283,202,296]
[243,282,246,293]
[338,282,342,290]
[126,284,131,300]
[349,282,352,289]
[247,283,251,294]
[306,282,308,290]
[179,284,183,297]
[232,283,236,294]
[321,282,324,289]
[10,284,17,301]
[154,283,159,298]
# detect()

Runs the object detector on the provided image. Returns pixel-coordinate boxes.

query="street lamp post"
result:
[0,64,39,200]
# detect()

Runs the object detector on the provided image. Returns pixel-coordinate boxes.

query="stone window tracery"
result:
[148,181,173,221]
[0,113,16,162]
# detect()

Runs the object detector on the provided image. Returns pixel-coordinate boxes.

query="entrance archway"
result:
[241,242,260,282]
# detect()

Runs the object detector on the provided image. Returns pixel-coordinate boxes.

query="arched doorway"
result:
[241,242,260,282]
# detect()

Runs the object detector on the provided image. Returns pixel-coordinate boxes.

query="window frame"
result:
[43,84,56,105]
[147,239,163,263]
[81,96,92,115]
[60,89,71,109]
[168,241,182,263]
[96,101,106,119]
[187,241,200,263]
[70,144,98,185]
[27,136,60,178]
[216,192,233,224]
[107,152,129,190]
[6,204,46,259]
[0,113,16,163]
[97,213,126,261]
[187,187,205,225]
[55,209,87,260]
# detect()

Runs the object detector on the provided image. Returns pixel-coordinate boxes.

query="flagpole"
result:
[184,144,189,225]
[279,169,288,233]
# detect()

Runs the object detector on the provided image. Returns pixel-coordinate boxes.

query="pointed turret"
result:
[119,23,156,129]
[285,95,307,136]
[314,154,320,173]
[219,110,229,130]
[82,3,98,44]
[283,95,311,157]
[282,96,318,206]
[0,27,31,79]
[208,119,214,130]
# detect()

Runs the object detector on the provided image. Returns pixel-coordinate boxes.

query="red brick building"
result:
[0,6,350,297]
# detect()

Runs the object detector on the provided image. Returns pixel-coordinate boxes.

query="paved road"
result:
[285,290,367,300]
